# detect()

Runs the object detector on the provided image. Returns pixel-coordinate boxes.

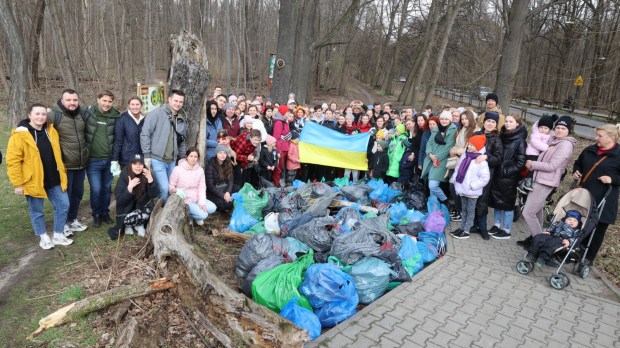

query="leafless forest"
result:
[1,0,619,127]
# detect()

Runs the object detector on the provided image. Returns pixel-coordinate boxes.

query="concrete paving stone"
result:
[548,327,572,344]
[386,304,414,321]
[510,314,535,331]
[404,327,434,346]
[449,310,473,326]
[340,322,368,341]
[474,332,501,347]
[368,304,391,318]
[521,297,546,311]
[349,334,379,347]
[572,321,598,336]
[521,338,546,348]
[451,331,477,348]
[419,317,442,335]
[545,339,571,348]
[498,303,520,318]
[498,335,526,347]
[533,316,555,331]
[536,306,561,321]
[571,330,593,347]
[594,321,618,337]
[376,336,401,348]
[429,328,457,346]
[438,318,464,335]
[477,302,500,317]
[505,324,530,341]
[354,313,382,329]
[315,333,352,348]
[460,302,479,316]
[577,310,600,325]
[516,304,538,320]
[469,312,493,327]
[380,296,401,310]
[375,313,402,331]
[361,323,390,343]
[526,326,551,342]
[485,322,507,339]
[540,298,563,312]
[598,312,620,326]
[380,325,412,344]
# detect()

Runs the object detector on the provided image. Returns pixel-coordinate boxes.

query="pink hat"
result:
[266,135,277,146]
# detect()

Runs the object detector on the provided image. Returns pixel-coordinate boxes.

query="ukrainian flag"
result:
[299,122,370,170]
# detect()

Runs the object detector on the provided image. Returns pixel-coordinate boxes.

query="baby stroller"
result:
[515,185,612,290]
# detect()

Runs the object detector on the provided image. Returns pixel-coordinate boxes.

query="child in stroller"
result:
[522,210,582,269]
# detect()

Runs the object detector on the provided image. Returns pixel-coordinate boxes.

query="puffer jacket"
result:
[86,105,121,159]
[490,124,527,210]
[421,123,457,182]
[472,130,503,216]
[545,221,582,245]
[47,102,94,170]
[450,148,490,198]
[168,158,207,205]
[112,111,145,165]
[531,136,575,187]
[140,104,187,162]
[205,115,223,162]
[573,143,620,224]
[526,121,555,157]
[7,122,67,198]
[387,133,407,178]
[272,113,291,153]
[205,157,234,199]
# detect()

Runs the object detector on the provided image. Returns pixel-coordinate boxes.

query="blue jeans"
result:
[429,179,447,202]
[494,209,514,231]
[187,200,217,221]
[475,213,488,231]
[151,159,176,201]
[26,185,69,235]
[87,159,112,216]
[66,169,86,221]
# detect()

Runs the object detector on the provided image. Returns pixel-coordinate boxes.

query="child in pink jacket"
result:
[286,132,301,184]
[169,147,217,225]
[523,114,557,190]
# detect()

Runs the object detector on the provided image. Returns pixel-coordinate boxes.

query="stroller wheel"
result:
[516,261,533,275]
[573,263,583,275]
[549,273,570,290]
[579,265,590,279]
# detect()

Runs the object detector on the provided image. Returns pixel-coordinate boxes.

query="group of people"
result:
[6,87,620,266]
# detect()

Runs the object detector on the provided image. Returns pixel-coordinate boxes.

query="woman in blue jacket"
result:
[205,100,224,162]
[112,97,146,171]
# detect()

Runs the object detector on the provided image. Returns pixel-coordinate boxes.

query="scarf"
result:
[434,123,448,145]
[57,99,79,117]
[455,151,480,184]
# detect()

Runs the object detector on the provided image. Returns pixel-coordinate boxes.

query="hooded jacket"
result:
[472,130,503,216]
[272,111,291,153]
[387,133,408,178]
[7,120,67,198]
[450,148,490,198]
[113,111,145,165]
[47,101,94,170]
[421,123,457,182]
[526,121,556,157]
[205,113,223,162]
[168,158,207,205]
[490,123,528,210]
[140,104,187,162]
[531,136,576,187]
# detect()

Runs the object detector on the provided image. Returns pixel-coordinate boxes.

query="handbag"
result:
[576,156,607,188]
[445,156,458,170]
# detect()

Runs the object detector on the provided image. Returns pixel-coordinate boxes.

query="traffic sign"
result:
[575,75,584,87]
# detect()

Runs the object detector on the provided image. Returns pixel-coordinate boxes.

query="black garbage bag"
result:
[279,212,315,236]
[289,216,338,252]
[404,182,427,212]
[340,184,373,203]
[259,176,275,188]
[330,229,382,265]
[278,193,304,212]
[394,221,425,237]
[235,234,290,278]
[354,215,402,251]
[334,206,362,233]
[375,250,411,283]
[262,187,284,217]
[241,254,285,296]
[306,192,339,217]
[389,182,404,193]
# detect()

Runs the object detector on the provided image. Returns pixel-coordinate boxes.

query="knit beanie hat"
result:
[439,110,452,120]
[486,92,499,104]
[278,105,290,117]
[484,111,499,124]
[224,103,235,111]
[240,115,253,128]
[538,114,558,129]
[565,209,582,222]
[376,129,386,139]
[377,140,388,151]
[215,145,229,155]
[468,134,486,151]
[266,135,277,146]
[555,115,574,133]
[396,123,406,134]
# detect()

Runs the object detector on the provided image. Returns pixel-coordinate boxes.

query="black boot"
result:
[516,235,533,248]
[92,215,101,228]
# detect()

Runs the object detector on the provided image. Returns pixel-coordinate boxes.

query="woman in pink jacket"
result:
[518,116,576,247]
[169,147,217,225]
[272,105,292,186]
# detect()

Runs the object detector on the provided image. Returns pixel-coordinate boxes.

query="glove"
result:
[144,158,151,168]
[175,188,186,200]
[110,161,121,176]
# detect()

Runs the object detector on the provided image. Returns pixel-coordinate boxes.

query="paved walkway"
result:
[309,216,620,347]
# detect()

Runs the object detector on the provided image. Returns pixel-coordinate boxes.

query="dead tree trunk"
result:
[168,31,210,162]
[149,194,309,347]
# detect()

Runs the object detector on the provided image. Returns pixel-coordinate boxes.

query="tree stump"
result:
[168,30,210,161]
[149,194,309,347]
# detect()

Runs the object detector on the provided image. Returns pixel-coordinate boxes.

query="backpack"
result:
[50,108,91,128]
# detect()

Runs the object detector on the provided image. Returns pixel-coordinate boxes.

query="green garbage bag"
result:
[238,183,268,220]
[246,221,266,235]
[252,250,314,312]
[333,177,350,187]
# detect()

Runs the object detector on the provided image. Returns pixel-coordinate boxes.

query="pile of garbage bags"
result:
[231,178,448,340]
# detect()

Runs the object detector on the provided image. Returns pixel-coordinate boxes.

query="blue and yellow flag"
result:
[299,122,370,170]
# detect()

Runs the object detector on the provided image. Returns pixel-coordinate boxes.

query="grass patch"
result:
[57,285,84,304]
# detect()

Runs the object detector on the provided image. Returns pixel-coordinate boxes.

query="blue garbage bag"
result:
[346,257,396,304]
[418,231,447,257]
[280,297,322,340]
[285,237,310,261]
[400,209,426,225]
[367,178,384,191]
[398,235,424,276]
[417,241,437,263]
[293,180,307,189]
[426,195,450,227]
[334,205,361,233]
[228,195,258,232]
[369,183,402,203]
[299,264,358,327]
[387,202,408,225]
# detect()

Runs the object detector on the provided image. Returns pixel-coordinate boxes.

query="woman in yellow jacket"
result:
[7,104,73,250]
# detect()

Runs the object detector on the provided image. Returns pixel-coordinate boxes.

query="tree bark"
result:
[382,0,410,95]
[149,194,309,347]
[46,0,78,90]
[423,0,463,107]
[28,0,46,88]
[0,0,29,128]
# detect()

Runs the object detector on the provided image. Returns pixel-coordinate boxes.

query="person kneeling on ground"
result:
[169,147,217,225]
[206,145,237,211]
[523,210,582,269]
[109,154,159,239]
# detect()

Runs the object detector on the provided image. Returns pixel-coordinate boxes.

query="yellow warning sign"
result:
[575,75,584,87]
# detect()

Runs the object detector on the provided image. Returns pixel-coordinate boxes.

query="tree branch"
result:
[311,0,372,50]
[528,0,571,20]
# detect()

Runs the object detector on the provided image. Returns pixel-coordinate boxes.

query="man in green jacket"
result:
[47,89,96,235]
[86,90,121,227]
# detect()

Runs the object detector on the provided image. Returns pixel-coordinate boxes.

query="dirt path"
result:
[346,79,400,106]
[0,246,41,305]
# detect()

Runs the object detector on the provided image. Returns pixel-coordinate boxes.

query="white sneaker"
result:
[124,226,134,235]
[52,234,73,246]
[68,219,88,232]
[39,234,54,250]
[63,224,74,237]
[195,219,205,226]
[134,225,146,237]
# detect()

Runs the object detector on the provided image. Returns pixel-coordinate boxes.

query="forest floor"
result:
[0,79,618,347]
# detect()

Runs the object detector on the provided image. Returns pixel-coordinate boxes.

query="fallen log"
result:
[149,194,309,347]
[27,278,173,339]
[211,228,252,242]
[115,316,138,348]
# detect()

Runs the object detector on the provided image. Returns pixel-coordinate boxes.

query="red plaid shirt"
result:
[230,135,257,169]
